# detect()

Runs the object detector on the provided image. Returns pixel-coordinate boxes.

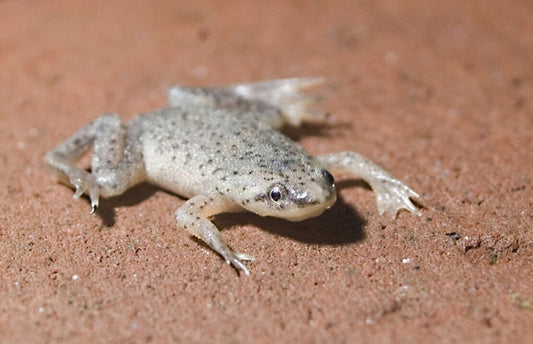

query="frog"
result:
[45,78,421,275]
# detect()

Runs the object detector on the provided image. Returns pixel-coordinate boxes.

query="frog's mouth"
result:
[282,190,337,222]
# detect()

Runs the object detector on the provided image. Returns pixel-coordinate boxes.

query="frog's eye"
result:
[322,169,335,186]
[268,184,286,203]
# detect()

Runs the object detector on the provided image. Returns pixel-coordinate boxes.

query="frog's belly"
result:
[142,142,212,199]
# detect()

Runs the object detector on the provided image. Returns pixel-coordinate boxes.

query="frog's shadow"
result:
[95,184,157,227]
[280,119,344,141]
[214,193,366,245]
[95,179,367,246]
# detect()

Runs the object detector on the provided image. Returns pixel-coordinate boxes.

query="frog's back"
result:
[135,106,317,198]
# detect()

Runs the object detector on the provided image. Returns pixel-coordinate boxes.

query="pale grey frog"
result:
[45,78,421,275]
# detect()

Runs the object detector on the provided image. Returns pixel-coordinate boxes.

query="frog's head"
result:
[241,168,337,221]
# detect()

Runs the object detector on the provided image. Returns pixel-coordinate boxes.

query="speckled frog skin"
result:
[45,78,420,275]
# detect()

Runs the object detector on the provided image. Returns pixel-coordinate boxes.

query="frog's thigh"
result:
[317,152,420,217]
[175,194,253,275]
[45,113,121,181]
[90,121,145,197]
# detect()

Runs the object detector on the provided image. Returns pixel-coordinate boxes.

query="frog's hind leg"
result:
[229,77,327,126]
[45,113,145,214]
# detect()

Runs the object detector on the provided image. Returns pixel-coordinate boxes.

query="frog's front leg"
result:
[175,194,254,275]
[45,113,145,214]
[318,152,421,218]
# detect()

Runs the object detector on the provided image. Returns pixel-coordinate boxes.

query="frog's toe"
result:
[235,252,255,261]
[73,184,84,199]
[223,251,254,276]
[70,171,100,214]
[226,258,250,276]
[89,198,99,215]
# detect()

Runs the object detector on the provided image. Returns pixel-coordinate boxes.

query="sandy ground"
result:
[1,0,532,343]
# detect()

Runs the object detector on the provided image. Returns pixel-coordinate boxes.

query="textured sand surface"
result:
[1,1,532,343]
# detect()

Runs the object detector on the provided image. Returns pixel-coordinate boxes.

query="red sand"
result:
[1,1,532,343]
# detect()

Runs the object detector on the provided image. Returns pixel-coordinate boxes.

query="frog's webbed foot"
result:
[318,152,421,219]
[231,77,327,126]
[371,178,421,219]
[70,169,100,214]
[176,194,255,276]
